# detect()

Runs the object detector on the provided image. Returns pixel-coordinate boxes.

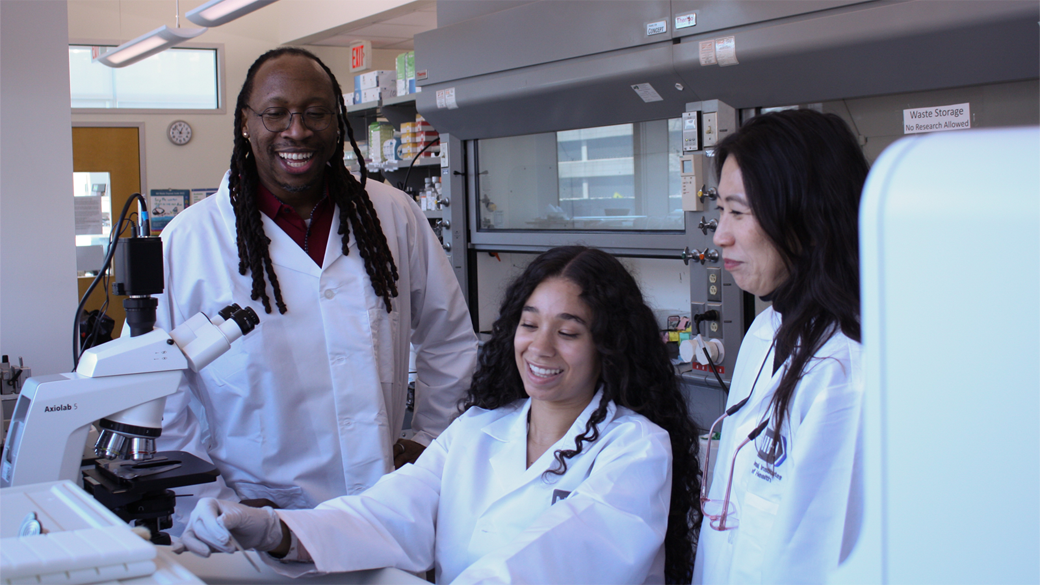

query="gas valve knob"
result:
[698,216,717,235]
[698,186,718,201]
[704,249,720,263]
[681,247,698,266]
[681,247,708,266]
[435,195,450,209]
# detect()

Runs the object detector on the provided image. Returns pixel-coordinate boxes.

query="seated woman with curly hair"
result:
[177,246,701,584]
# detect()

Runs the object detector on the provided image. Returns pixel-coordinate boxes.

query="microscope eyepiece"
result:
[230,307,260,335]
[217,304,242,321]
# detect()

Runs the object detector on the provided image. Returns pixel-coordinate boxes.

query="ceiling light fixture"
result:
[93,25,207,68]
[94,0,206,68]
[186,0,280,27]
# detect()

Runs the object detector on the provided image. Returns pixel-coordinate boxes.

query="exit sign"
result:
[350,41,371,72]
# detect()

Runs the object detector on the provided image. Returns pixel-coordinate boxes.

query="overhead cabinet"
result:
[414,0,1039,139]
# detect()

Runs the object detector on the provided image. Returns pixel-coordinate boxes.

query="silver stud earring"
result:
[243,132,249,138]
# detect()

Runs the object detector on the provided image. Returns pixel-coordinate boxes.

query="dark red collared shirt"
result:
[255,183,333,267]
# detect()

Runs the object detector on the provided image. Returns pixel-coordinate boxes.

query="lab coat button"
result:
[348,484,365,495]
[323,289,335,299]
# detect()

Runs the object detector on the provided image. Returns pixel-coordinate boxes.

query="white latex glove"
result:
[177,498,284,557]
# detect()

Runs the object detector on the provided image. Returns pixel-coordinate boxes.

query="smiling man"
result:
[152,48,477,531]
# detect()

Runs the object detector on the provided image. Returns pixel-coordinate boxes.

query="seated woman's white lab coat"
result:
[271,390,672,584]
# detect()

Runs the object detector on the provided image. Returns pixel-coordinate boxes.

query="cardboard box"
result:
[395,52,416,96]
[405,52,416,94]
[368,120,394,163]
[400,143,440,157]
[395,52,407,87]
[361,88,380,103]
[402,130,439,145]
[358,70,396,90]
[361,86,397,103]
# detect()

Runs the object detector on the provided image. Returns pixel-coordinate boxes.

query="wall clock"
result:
[168,120,193,145]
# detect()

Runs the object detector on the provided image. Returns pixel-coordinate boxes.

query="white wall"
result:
[1,0,79,376]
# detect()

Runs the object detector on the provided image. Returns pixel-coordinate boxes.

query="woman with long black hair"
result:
[178,246,701,584]
[693,109,869,584]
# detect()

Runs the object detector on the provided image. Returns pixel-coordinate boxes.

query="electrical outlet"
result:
[690,302,705,335]
[706,267,722,302]
[706,303,723,339]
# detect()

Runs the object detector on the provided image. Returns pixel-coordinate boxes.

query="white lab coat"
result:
[271,391,671,584]
[693,307,864,584]
[153,172,477,529]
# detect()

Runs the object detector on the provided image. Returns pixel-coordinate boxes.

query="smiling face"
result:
[713,156,789,297]
[242,54,339,207]
[514,277,600,410]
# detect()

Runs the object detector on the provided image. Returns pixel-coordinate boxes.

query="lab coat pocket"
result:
[729,485,782,582]
[367,306,400,389]
[233,481,313,510]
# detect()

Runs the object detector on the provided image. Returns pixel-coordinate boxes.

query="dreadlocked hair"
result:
[462,246,701,584]
[229,47,399,314]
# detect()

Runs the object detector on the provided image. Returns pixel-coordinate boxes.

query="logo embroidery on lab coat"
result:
[551,489,571,505]
[751,429,788,483]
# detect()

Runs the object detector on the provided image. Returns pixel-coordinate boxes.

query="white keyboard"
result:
[0,480,203,585]
[1,525,155,584]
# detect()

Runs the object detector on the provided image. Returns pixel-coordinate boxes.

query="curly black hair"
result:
[462,246,701,584]
[229,47,399,314]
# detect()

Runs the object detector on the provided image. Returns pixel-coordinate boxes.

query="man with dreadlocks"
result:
[152,48,477,531]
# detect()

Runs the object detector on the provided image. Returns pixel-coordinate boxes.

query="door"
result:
[72,126,143,336]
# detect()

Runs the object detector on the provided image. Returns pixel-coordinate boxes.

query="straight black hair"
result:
[714,109,869,455]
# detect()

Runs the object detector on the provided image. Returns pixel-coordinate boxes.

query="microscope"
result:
[0,200,259,544]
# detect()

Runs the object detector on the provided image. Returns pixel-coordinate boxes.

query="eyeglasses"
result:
[699,338,776,531]
[701,418,768,530]
[246,106,335,133]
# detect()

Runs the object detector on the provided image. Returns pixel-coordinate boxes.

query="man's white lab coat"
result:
[154,172,477,528]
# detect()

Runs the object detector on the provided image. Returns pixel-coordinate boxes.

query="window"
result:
[73,171,112,276]
[70,45,222,111]
[475,118,684,231]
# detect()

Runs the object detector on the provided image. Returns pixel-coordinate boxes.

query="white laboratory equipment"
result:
[1,480,427,584]
[0,480,203,585]
[0,302,259,542]
[833,126,1039,583]
[2,190,264,544]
